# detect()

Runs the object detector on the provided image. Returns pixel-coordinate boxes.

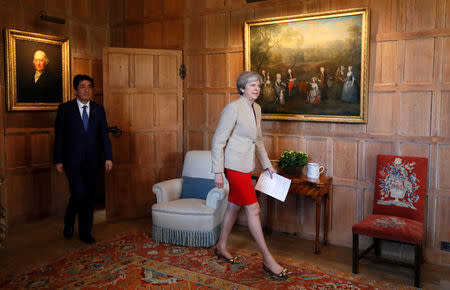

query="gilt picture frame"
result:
[244,8,369,123]
[5,29,70,111]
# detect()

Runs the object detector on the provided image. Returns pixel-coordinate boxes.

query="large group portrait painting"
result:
[245,8,369,123]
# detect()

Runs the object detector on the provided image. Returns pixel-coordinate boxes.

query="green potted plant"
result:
[278,150,309,176]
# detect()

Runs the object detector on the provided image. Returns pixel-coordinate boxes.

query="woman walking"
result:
[211,71,290,280]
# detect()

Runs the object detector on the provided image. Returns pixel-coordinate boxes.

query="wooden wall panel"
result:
[305,138,328,169]
[330,186,357,245]
[5,175,37,224]
[185,16,203,50]
[165,0,184,18]
[126,0,144,22]
[108,93,131,128]
[438,145,450,189]
[405,0,437,32]
[134,55,154,88]
[278,136,302,155]
[143,22,163,48]
[130,94,154,128]
[187,131,204,151]
[333,140,358,180]
[186,55,204,88]
[363,141,394,181]
[131,169,156,215]
[206,54,227,88]
[73,57,90,77]
[404,38,434,83]
[158,55,178,88]
[374,41,397,85]
[145,0,163,18]
[156,131,178,166]
[400,143,431,159]
[303,122,332,136]
[5,134,27,169]
[30,133,51,166]
[263,135,276,160]
[443,37,450,84]
[367,92,394,134]
[108,54,130,88]
[205,13,228,49]
[399,91,432,136]
[228,53,244,88]
[185,93,206,128]
[155,93,178,126]
[207,93,228,129]
[440,91,450,136]
[436,198,450,253]
[133,133,155,165]
[126,24,144,48]
[230,10,252,48]
[164,19,184,49]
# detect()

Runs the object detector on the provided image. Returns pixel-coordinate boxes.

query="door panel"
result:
[103,47,183,219]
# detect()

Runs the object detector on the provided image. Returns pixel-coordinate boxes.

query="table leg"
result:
[324,192,330,246]
[314,197,321,254]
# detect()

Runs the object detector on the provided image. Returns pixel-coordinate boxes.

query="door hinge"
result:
[179,64,186,80]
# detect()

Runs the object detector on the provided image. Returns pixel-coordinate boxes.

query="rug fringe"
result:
[152,224,221,248]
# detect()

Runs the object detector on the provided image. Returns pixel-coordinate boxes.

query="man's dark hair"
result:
[73,74,94,90]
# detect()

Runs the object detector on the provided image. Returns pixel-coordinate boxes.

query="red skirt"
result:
[224,168,258,205]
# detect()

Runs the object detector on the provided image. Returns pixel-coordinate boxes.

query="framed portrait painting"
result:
[5,29,70,111]
[244,8,370,123]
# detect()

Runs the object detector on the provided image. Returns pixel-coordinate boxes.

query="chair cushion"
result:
[181,176,215,200]
[352,214,424,244]
[373,155,428,222]
[152,198,220,231]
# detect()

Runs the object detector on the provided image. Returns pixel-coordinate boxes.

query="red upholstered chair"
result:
[352,155,428,288]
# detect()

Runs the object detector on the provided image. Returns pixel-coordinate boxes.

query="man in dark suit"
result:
[54,74,113,244]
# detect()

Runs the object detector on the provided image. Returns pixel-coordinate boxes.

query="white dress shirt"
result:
[76,99,90,118]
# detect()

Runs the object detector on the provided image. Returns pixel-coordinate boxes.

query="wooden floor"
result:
[0,210,449,289]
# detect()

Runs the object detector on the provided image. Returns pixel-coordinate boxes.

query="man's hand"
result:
[55,163,64,173]
[214,173,224,189]
[266,166,276,179]
[105,160,113,172]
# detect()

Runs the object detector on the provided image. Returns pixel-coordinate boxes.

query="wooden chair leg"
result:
[414,244,422,288]
[374,238,381,256]
[352,233,359,274]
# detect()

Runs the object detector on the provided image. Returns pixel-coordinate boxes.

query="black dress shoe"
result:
[79,234,96,244]
[63,224,74,239]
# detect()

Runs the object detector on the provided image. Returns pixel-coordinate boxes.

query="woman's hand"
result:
[266,166,276,179]
[214,173,224,188]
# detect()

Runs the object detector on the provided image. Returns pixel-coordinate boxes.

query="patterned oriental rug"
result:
[0,230,413,289]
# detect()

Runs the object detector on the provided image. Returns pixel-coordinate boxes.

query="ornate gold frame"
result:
[5,29,70,111]
[244,8,370,123]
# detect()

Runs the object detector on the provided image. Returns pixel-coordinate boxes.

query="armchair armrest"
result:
[152,178,182,203]
[206,184,229,209]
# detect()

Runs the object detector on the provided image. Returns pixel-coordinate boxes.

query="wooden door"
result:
[103,47,183,219]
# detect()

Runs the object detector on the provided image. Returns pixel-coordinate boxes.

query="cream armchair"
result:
[152,150,229,247]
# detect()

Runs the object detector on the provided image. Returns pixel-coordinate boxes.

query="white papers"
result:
[255,171,291,202]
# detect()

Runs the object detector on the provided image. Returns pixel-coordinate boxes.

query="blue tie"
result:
[82,105,89,132]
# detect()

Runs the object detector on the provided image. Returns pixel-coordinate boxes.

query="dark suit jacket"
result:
[54,99,113,171]
[18,69,62,103]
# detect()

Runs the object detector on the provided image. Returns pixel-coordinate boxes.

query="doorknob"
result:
[107,126,122,137]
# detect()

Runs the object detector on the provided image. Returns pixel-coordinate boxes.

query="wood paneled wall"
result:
[0,0,110,226]
[117,0,450,266]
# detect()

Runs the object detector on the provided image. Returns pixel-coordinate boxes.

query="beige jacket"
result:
[211,96,271,173]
